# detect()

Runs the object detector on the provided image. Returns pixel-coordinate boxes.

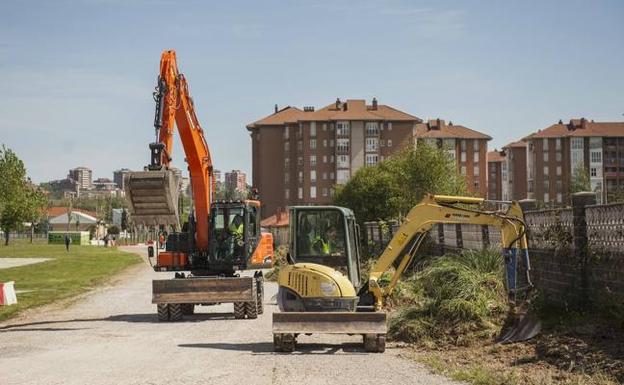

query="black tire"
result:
[245,282,259,319]
[234,302,246,319]
[169,303,183,321]
[256,278,264,315]
[181,304,195,315]
[376,335,386,353]
[363,334,377,352]
[157,304,170,322]
[281,333,296,352]
[273,334,283,352]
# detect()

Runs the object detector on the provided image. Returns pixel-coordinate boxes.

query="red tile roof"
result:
[414,119,492,140]
[504,140,527,148]
[47,207,97,219]
[528,119,624,139]
[487,150,505,162]
[247,99,421,129]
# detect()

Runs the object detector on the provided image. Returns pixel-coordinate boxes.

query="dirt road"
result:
[0,246,459,385]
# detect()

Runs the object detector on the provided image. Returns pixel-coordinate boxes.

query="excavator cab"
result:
[209,200,273,271]
[289,206,362,289]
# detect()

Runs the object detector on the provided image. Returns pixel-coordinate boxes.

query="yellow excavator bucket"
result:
[125,169,180,228]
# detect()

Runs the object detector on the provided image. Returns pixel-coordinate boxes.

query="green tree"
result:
[570,163,590,194]
[334,145,467,223]
[0,146,47,245]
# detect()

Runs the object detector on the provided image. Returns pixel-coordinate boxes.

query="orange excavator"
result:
[125,50,273,321]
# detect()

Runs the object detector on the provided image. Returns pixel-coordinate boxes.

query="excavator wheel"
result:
[363,333,385,353]
[157,304,170,322]
[256,278,264,315]
[181,304,195,315]
[245,282,259,319]
[233,302,246,319]
[168,304,183,321]
[274,333,296,352]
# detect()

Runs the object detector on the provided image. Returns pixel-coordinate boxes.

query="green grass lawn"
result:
[0,240,142,322]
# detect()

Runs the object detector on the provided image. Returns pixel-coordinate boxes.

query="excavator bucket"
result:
[125,169,180,228]
[498,304,542,344]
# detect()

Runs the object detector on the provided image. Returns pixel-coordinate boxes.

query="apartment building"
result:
[68,167,92,190]
[113,168,131,190]
[526,118,624,204]
[487,150,506,200]
[247,98,422,218]
[414,119,491,197]
[224,170,247,192]
[502,140,528,201]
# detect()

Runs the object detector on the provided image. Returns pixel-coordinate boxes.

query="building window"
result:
[556,152,562,162]
[310,139,317,149]
[330,139,334,147]
[322,187,328,197]
[543,166,549,175]
[310,186,316,199]
[310,155,316,167]
[322,172,327,180]
[297,157,303,166]
[365,154,378,166]
[556,138,561,150]
[556,166,562,176]
[461,152,466,162]
[323,155,327,163]
[284,173,289,183]
[590,151,602,163]
[473,165,480,176]
[336,121,350,136]
[284,158,290,168]
[284,142,290,152]
[365,138,379,152]
[544,193,549,203]
[571,137,583,149]
[460,166,466,175]
[297,140,303,151]
[322,123,327,131]
[283,127,289,140]
[337,155,350,168]
[474,180,479,190]
[387,122,393,131]
[556,180,562,192]
[330,172,334,179]
[298,187,303,199]
[387,139,392,147]
[323,139,327,148]
[556,193,562,203]
[330,155,335,163]
[298,171,303,183]
[543,151,548,162]
[337,170,350,184]
[365,122,379,136]
[310,170,316,183]
[460,140,466,151]
[310,122,317,137]
[473,152,479,163]
[544,180,550,191]
[285,189,289,199]
[590,167,597,177]
[542,138,548,148]
[337,138,350,152]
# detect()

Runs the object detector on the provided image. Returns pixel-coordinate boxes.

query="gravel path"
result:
[0,246,461,385]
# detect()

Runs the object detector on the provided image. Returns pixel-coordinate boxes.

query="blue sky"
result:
[1,0,622,184]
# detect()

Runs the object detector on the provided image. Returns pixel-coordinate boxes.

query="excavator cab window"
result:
[293,208,355,280]
[210,205,246,261]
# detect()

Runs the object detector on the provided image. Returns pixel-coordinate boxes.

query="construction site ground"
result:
[0,246,460,385]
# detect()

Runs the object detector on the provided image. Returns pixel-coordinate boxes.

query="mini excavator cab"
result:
[278,206,363,312]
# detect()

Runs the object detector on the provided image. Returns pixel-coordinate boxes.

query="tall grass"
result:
[389,249,508,346]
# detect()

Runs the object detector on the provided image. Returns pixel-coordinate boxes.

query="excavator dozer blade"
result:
[498,308,542,344]
[125,170,180,228]
[273,312,387,335]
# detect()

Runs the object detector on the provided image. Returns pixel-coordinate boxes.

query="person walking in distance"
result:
[64,234,72,252]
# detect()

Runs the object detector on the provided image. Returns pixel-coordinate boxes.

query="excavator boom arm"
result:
[368,194,529,309]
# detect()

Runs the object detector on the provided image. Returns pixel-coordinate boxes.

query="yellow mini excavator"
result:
[273,194,540,352]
